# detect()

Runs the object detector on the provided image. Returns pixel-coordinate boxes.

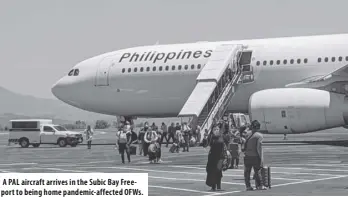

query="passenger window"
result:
[172,65,175,70]
[263,61,267,66]
[134,67,138,72]
[304,58,308,63]
[128,68,131,73]
[68,69,74,76]
[339,56,343,61]
[270,60,274,65]
[276,60,281,65]
[346,56,348,61]
[318,58,322,63]
[153,66,156,71]
[332,57,335,62]
[185,65,188,70]
[281,110,286,118]
[191,64,195,69]
[290,59,294,64]
[197,64,201,69]
[159,66,163,71]
[283,60,287,65]
[122,68,125,73]
[297,59,301,64]
[146,67,150,72]
[178,65,182,70]
[256,61,260,66]
[324,57,328,62]
[43,126,54,132]
[140,67,144,72]
[73,69,79,76]
[165,66,169,71]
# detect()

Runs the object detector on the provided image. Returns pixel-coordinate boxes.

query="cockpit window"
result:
[74,69,79,76]
[68,69,74,76]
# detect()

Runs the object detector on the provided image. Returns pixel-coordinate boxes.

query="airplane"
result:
[51,33,348,136]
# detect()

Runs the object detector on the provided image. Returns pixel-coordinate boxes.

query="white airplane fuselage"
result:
[51,34,348,118]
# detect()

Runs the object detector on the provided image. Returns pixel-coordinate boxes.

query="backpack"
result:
[118,131,128,143]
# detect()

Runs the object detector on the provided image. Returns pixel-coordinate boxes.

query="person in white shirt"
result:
[144,127,158,163]
[84,125,94,149]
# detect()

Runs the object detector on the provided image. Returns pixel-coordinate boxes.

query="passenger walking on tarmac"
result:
[151,122,158,131]
[160,122,168,146]
[205,125,225,191]
[142,122,150,157]
[155,129,163,163]
[230,127,244,169]
[138,126,145,156]
[243,120,266,191]
[182,122,190,152]
[202,129,209,147]
[116,122,132,164]
[144,127,158,163]
[174,127,183,153]
[84,125,94,149]
[167,123,175,147]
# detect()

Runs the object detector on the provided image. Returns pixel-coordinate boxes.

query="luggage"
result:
[169,143,177,153]
[129,146,136,155]
[255,166,271,189]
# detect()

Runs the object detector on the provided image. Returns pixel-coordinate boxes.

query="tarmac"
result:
[1,128,348,196]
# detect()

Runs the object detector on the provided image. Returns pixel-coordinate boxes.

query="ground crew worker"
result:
[84,125,93,149]
[144,127,158,163]
[243,120,266,191]
[116,123,132,164]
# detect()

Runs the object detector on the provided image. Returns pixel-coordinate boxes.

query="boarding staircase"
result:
[178,44,246,142]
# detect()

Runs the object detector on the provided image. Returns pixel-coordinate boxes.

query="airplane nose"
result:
[51,78,67,100]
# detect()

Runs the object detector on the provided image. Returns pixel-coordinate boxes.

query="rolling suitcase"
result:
[256,166,271,189]
[129,146,137,155]
[169,143,177,153]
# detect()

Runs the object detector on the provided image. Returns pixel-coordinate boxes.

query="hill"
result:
[0,86,114,126]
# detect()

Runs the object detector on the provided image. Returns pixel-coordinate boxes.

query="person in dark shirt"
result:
[160,122,168,146]
[206,125,225,191]
[116,125,132,164]
[167,123,176,147]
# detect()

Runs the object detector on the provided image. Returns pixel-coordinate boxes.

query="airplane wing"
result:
[285,64,348,92]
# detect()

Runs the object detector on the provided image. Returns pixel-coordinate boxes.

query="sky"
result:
[0,0,348,99]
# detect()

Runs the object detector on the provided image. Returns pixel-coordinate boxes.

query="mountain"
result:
[0,86,115,125]
[0,86,183,129]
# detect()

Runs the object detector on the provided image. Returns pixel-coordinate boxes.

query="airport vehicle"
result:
[8,119,83,148]
[52,33,348,141]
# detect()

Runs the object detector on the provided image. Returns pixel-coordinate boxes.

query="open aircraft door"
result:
[95,56,115,86]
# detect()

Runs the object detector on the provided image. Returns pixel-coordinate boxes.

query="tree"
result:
[95,120,110,129]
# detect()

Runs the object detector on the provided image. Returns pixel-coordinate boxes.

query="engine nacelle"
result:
[249,88,348,134]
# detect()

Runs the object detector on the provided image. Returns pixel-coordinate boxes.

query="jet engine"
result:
[248,88,348,134]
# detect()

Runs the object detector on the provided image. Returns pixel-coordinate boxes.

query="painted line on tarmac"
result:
[149,185,215,194]
[171,165,337,177]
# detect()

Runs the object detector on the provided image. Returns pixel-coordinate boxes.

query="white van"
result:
[8,119,83,148]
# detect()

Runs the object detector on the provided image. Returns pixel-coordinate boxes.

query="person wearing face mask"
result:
[144,127,158,163]
[116,122,132,164]
[205,124,225,191]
